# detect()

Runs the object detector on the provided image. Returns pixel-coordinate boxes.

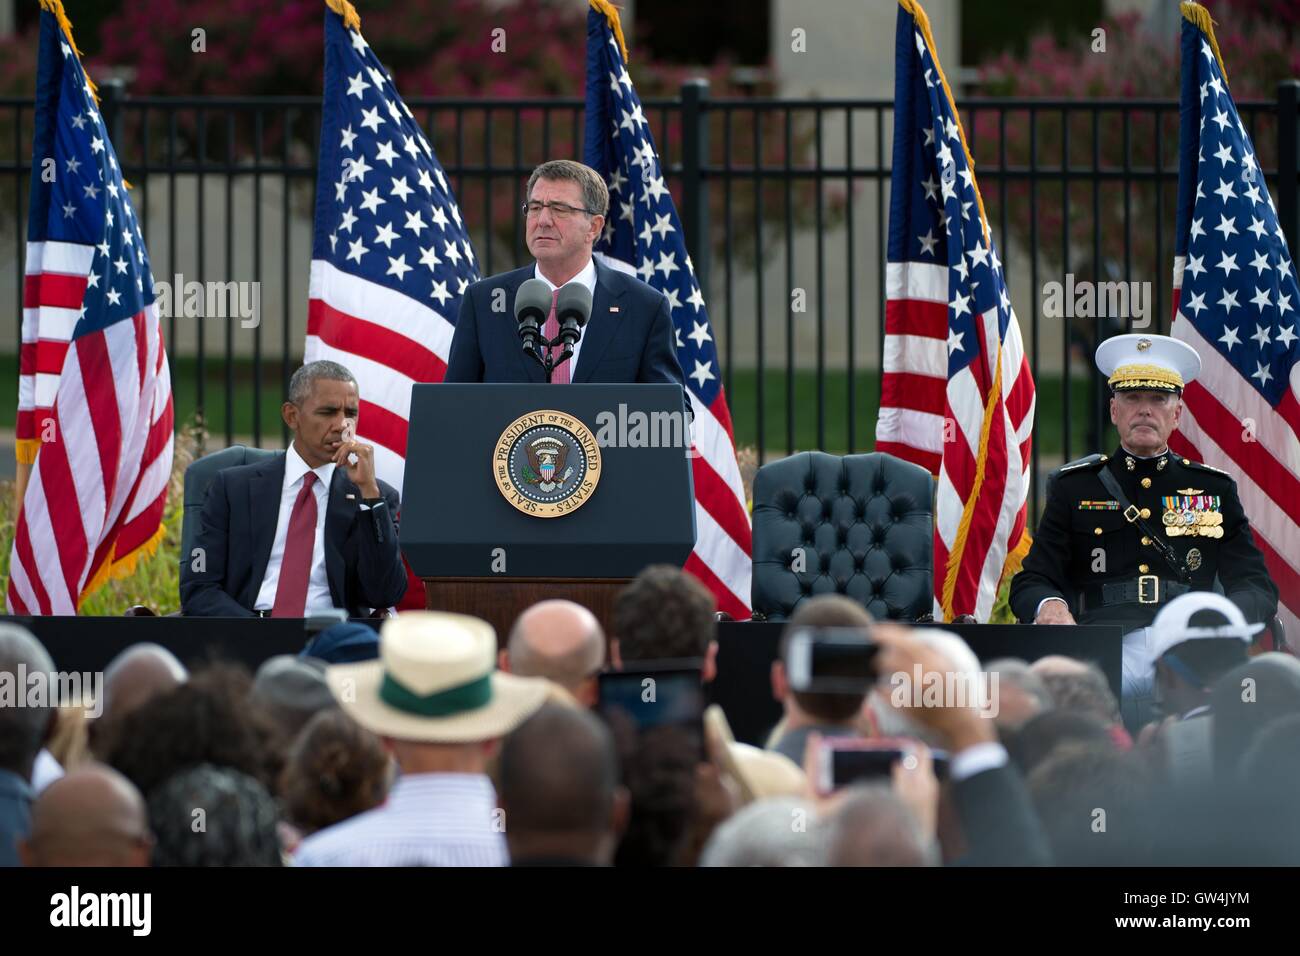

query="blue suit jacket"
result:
[443,257,686,388]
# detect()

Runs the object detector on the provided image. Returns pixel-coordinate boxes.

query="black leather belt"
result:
[1085,576,1191,610]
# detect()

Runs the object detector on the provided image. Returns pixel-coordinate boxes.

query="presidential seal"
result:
[493,409,602,517]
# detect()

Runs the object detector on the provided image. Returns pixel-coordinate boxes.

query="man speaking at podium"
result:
[443,159,685,388]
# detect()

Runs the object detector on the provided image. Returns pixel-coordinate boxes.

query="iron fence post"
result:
[1279,80,1299,254]
[681,79,710,296]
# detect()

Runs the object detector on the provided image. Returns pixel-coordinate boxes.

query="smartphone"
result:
[785,627,879,694]
[816,737,950,795]
[597,661,705,760]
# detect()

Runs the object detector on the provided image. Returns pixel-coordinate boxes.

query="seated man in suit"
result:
[444,158,686,389]
[181,361,407,617]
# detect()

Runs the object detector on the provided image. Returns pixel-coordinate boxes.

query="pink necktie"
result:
[541,288,569,384]
[272,471,318,617]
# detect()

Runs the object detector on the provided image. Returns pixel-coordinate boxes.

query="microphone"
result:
[554,281,592,349]
[514,278,552,354]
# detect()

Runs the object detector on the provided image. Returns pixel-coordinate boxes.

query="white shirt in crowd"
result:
[31,748,63,794]
[293,773,506,867]
[254,443,338,614]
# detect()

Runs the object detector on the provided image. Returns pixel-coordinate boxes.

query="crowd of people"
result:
[2,566,1298,867]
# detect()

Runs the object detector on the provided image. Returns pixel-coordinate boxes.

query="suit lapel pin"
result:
[345,493,356,501]
[609,305,620,313]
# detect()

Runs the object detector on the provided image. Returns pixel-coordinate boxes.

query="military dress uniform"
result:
[1009,333,1279,710]
[1009,447,1277,631]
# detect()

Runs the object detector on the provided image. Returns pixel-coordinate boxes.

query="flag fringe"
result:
[325,0,363,32]
[38,0,99,104]
[940,345,1006,621]
[15,438,40,465]
[897,0,990,245]
[589,0,630,64]
[1181,2,1230,88]
[78,521,168,607]
[999,527,1033,589]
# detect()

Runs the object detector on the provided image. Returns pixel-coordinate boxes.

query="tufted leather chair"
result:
[750,451,934,622]
[180,444,279,574]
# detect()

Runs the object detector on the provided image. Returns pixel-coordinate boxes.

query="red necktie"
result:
[541,288,569,384]
[272,471,318,618]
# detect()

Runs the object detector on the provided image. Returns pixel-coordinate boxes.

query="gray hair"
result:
[0,624,56,773]
[985,657,1055,712]
[699,797,825,867]
[824,784,937,866]
[1039,661,1120,724]
[526,159,609,218]
[287,360,357,407]
[147,764,282,867]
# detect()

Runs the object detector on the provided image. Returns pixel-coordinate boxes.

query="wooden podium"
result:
[422,577,629,647]
[401,383,697,645]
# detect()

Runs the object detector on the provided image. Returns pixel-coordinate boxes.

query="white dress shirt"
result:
[293,773,507,867]
[31,748,64,795]
[254,443,338,614]
[534,257,598,377]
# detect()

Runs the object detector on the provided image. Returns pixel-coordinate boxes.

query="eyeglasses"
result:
[522,199,598,219]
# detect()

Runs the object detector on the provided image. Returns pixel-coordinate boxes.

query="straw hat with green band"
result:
[325,611,550,742]
[1095,333,1203,394]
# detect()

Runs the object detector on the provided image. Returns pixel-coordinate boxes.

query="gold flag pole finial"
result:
[37,0,98,103]
[589,0,630,64]
[324,0,362,32]
[1180,2,1229,88]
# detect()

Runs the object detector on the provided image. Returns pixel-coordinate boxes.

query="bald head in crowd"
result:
[501,601,605,707]
[20,764,152,867]
[102,643,188,722]
[92,643,188,757]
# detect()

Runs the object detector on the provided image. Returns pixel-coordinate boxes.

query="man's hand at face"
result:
[334,439,379,499]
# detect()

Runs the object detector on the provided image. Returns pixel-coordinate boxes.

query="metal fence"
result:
[2,80,1298,519]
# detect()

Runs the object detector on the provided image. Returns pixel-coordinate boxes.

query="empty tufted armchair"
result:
[750,451,935,622]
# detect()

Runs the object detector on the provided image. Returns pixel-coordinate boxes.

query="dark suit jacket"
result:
[950,762,1053,866]
[180,453,407,617]
[443,257,686,388]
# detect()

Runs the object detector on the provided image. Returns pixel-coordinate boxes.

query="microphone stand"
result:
[523,331,577,383]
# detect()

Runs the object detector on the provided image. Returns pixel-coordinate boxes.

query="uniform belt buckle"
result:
[1138,574,1159,604]
[1123,504,1141,523]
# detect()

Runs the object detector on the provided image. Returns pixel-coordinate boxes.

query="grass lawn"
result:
[0,353,1113,462]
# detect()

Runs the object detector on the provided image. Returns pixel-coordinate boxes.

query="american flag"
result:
[305,1,479,607]
[584,0,752,619]
[1169,4,1300,638]
[7,4,173,615]
[876,0,1035,622]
